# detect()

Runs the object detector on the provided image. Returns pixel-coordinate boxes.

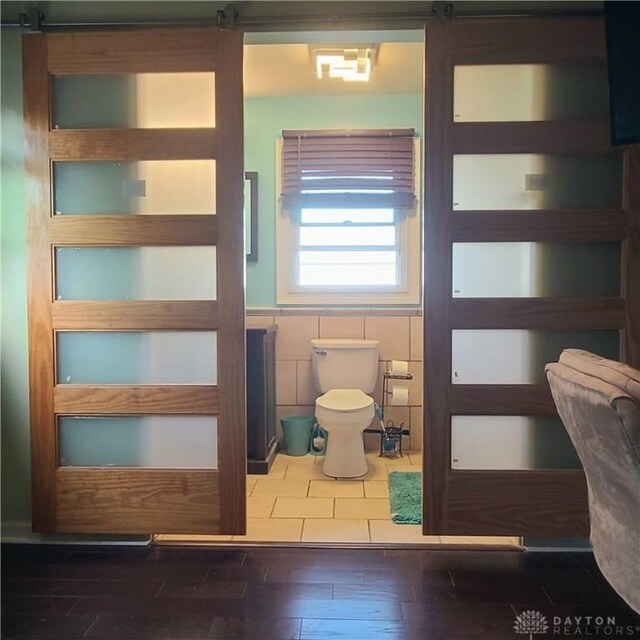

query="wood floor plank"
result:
[210,616,302,640]
[84,614,213,639]
[2,544,638,640]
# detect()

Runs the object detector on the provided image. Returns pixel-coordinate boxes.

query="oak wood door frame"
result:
[423,17,640,536]
[24,28,246,535]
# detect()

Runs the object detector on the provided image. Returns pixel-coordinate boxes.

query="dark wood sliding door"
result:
[24,29,246,534]
[423,18,640,535]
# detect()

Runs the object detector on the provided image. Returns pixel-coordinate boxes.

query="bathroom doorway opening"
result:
[152,26,522,550]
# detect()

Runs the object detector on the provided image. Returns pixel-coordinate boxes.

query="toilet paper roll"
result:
[390,385,409,406]
[389,360,409,376]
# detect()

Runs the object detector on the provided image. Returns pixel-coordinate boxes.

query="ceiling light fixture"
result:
[311,46,378,82]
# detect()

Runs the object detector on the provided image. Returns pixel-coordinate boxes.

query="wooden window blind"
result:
[281,129,415,209]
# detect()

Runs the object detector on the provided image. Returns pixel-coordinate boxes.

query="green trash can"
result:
[280,415,314,456]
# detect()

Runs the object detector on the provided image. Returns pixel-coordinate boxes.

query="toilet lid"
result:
[316,389,374,413]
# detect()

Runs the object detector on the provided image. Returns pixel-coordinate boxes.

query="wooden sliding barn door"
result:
[24,29,246,534]
[423,17,640,535]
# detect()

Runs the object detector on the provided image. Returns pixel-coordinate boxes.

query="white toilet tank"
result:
[311,339,379,394]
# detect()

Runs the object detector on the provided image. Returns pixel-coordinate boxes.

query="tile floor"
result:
[156,452,521,547]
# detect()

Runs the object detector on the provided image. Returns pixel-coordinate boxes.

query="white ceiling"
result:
[244,42,423,98]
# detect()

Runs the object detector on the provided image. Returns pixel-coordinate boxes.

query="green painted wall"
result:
[1,29,30,526]
[244,93,422,307]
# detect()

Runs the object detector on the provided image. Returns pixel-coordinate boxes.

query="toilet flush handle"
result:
[314,349,327,356]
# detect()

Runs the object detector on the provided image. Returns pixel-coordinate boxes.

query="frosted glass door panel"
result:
[451,416,580,470]
[58,416,218,468]
[53,160,216,215]
[452,330,619,384]
[454,64,608,122]
[453,242,620,297]
[453,154,622,210]
[57,331,217,384]
[52,73,216,129]
[55,246,217,300]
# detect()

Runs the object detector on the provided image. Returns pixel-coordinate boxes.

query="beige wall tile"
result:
[372,361,387,406]
[275,361,297,405]
[301,518,370,543]
[369,520,440,544]
[296,360,319,405]
[407,361,423,406]
[410,406,423,451]
[364,316,410,361]
[410,316,424,361]
[275,405,315,442]
[272,497,334,519]
[275,316,319,360]
[246,315,275,328]
[335,498,390,520]
[309,480,364,498]
[363,432,381,452]
[319,316,364,339]
[383,406,410,430]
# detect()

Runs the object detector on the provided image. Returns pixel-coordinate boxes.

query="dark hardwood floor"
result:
[2,544,639,639]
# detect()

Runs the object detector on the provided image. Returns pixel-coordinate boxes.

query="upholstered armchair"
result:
[546,350,640,614]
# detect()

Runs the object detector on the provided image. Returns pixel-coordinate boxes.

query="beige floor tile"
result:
[363,481,389,498]
[154,534,233,542]
[274,453,318,466]
[272,497,334,519]
[252,478,310,497]
[309,480,364,498]
[440,536,521,547]
[284,464,329,480]
[233,518,303,542]
[335,498,390,520]
[246,477,257,496]
[247,495,276,518]
[361,458,389,480]
[407,452,423,467]
[369,520,440,544]
[380,454,413,468]
[302,518,370,543]
[263,466,287,480]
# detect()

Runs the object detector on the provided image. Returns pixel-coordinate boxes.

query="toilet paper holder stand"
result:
[364,370,413,457]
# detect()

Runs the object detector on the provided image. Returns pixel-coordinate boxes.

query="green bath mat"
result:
[388,471,422,524]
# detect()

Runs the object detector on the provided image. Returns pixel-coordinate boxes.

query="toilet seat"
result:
[316,389,374,413]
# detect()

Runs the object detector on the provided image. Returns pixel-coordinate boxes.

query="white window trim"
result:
[276,138,421,305]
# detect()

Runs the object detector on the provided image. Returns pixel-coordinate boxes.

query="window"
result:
[277,129,420,304]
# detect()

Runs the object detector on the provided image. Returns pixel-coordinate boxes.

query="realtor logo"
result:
[514,610,549,639]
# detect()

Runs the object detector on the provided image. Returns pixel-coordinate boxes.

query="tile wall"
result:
[247,310,424,451]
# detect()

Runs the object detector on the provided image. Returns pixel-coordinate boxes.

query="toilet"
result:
[311,338,379,478]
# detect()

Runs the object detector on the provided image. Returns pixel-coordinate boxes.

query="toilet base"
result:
[321,430,369,478]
